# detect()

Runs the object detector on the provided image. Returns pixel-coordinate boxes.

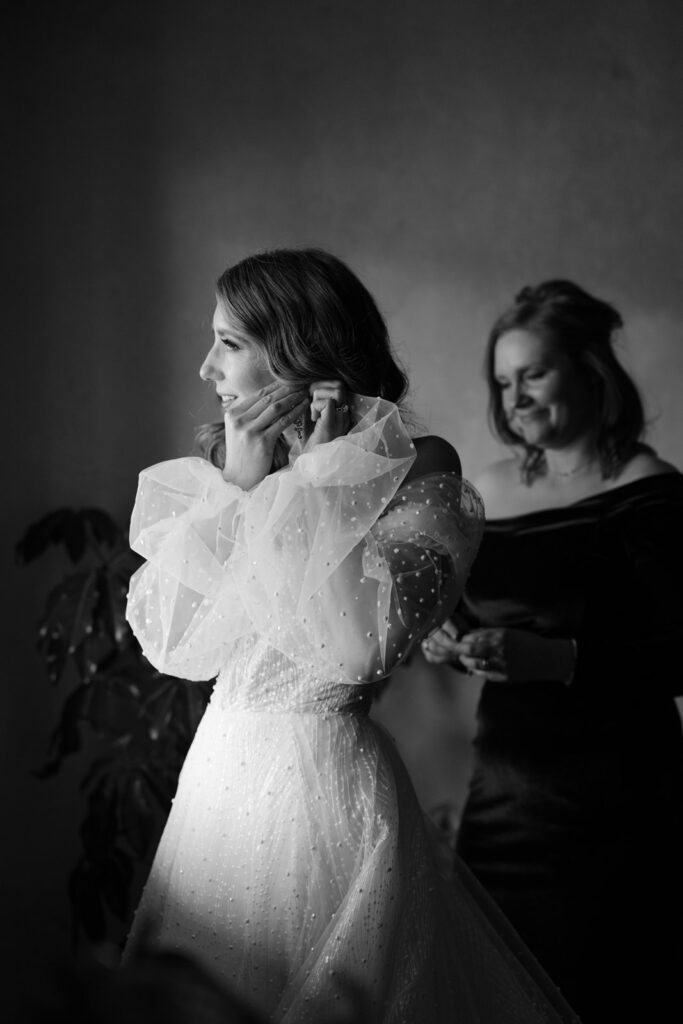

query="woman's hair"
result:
[484,279,647,483]
[197,248,409,469]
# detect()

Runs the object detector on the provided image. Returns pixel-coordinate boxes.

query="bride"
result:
[124,248,579,1023]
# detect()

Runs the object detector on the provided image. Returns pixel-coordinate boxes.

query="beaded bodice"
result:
[214,636,372,715]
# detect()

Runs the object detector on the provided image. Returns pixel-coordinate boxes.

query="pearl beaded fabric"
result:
[124,396,579,1023]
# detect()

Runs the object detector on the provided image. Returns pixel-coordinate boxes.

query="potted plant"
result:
[17,508,213,948]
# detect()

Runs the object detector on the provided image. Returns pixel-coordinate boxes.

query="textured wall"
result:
[4,0,683,981]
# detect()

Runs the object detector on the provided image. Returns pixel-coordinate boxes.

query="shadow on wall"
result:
[4,2,173,989]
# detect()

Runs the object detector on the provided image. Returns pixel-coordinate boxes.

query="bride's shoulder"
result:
[406,435,462,484]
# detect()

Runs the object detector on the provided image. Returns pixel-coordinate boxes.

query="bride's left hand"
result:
[306,380,351,448]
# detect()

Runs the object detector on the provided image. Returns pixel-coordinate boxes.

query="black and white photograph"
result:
[4,2,683,1021]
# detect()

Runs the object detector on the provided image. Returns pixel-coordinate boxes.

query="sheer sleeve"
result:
[347,472,484,678]
[126,395,484,684]
[126,458,252,680]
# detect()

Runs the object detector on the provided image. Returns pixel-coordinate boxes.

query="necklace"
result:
[551,457,598,478]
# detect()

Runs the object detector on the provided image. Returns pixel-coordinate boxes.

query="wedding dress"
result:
[125,396,579,1023]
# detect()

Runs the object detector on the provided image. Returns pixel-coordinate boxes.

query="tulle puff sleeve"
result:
[126,396,484,683]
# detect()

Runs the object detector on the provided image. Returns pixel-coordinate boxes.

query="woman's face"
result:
[199,302,275,411]
[493,328,593,450]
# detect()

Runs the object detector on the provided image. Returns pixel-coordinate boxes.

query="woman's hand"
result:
[223,382,309,490]
[452,627,576,684]
[305,380,352,450]
[421,615,471,666]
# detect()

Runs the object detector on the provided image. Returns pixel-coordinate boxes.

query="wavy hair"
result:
[484,280,647,483]
[196,248,409,470]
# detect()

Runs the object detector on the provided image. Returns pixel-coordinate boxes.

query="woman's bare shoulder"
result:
[472,458,521,502]
[616,449,679,485]
[407,435,462,483]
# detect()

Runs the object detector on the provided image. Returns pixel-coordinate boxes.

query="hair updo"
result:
[484,279,647,483]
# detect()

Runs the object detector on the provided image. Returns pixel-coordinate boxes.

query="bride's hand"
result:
[223,382,309,490]
[306,380,351,449]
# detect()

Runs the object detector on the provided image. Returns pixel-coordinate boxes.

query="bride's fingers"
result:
[262,395,310,442]
[259,388,307,428]
[309,397,351,443]
[226,381,281,416]
[231,386,307,431]
[310,381,347,422]
[310,397,350,424]
[309,397,332,428]
[319,397,336,428]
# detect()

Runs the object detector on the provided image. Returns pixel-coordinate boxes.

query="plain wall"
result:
[4,0,683,983]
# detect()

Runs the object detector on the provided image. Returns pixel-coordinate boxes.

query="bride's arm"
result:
[126,399,484,685]
[244,423,483,685]
[126,458,252,680]
[124,396,413,681]
[313,438,473,681]
[314,470,483,683]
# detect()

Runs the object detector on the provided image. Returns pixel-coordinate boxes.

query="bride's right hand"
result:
[305,380,351,450]
[223,382,309,490]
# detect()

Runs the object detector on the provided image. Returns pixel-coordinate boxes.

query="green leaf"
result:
[23,503,213,947]
[37,570,101,685]
[80,755,116,795]
[61,511,88,563]
[120,773,161,858]
[83,508,122,550]
[90,553,140,649]
[139,763,177,813]
[34,684,93,777]
[80,779,119,857]
[15,509,77,564]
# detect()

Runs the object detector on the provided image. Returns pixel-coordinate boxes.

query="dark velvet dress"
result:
[457,473,683,1023]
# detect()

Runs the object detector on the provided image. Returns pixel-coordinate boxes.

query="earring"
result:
[294,417,304,441]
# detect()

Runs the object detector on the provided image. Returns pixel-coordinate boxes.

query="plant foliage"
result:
[17,508,213,946]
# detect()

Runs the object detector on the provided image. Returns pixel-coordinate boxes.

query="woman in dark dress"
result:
[423,280,683,1023]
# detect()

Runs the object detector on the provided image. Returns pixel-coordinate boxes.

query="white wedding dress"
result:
[125,396,579,1023]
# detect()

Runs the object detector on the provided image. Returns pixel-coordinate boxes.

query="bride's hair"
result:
[197,248,409,470]
[484,279,647,483]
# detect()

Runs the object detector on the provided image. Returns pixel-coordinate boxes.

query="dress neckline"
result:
[485,470,682,526]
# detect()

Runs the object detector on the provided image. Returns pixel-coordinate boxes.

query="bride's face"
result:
[200,303,276,412]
